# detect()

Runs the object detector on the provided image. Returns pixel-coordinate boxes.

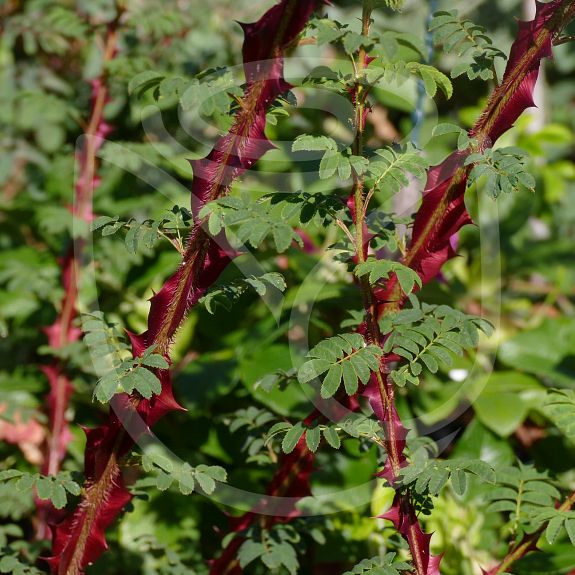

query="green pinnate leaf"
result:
[156,471,174,491]
[305,426,321,452]
[565,518,575,545]
[544,390,575,443]
[198,465,227,482]
[298,359,332,384]
[91,215,118,231]
[300,334,382,397]
[432,123,465,138]
[51,483,67,509]
[36,476,53,500]
[200,272,287,314]
[323,426,341,449]
[195,472,216,495]
[319,150,339,179]
[451,468,467,495]
[546,515,564,545]
[429,10,506,81]
[140,353,169,370]
[466,147,534,198]
[292,135,337,152]
[282,422,305,454]
[130,367,162,399]
[321,364,343,398]
[178,466,195,495]
[238,541,266,569]
[128,70,165,96]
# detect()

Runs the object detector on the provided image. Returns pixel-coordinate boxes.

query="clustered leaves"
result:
[0,552,43,575]
[0,470,80,511]
[365,144,428,198]
[356,259,422,296]
[343,552,412,575]
[381,299,494,386]
[466,147,536,198]
[238,525,301,575]
[292,135,369,180]
[226,407,278,464]
[200,195,304,253]
[83,313,168,402]
[544,389,575,443]
[306,17,453,99]
[486,464,565,538]
[271,412,382,455]
[297,333,383,397]
[91,205,193,255]
[430,10,507,81]
[139,451,226,496]
[398,445,496,498]
[200,272,286,314]
[128,67,242,120]
[364,60,453,99]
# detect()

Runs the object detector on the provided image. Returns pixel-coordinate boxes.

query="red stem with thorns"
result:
[210,2,575,574]
[45,2,323,573]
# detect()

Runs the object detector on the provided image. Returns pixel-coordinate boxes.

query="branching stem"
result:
[485,490,575,575]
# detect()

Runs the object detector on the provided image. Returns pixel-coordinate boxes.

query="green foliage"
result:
[81,311,130,367]
[226,407,278,464]
[365,60,453,99]
[128,68,241,118]
[130,8,188,42]
[5,5,87,56]
[535,508,575,546]
[431,123,479,152]
[308,19,372,55]
[130,535,196,575]
[381,298,493,386]
[139,449,226,496]
[199,195,304,253]
[267,190,347,227]
[268,412,382,455]
[2,1,575,574]
[336,412,382,443]
[92,204,192,255]
[355,258,422,295]
[343,552,411,575]
[306,20,451,99]
[430,10,507,81]
[399,445,496,498]
[466,147,536,198]
[471,372,545,438]
[238,525,301,575]
[200,272,286,314]
[544,389,575,443]
[365,144,428,198]
[0,551,43,575]
[497,318,575,387]
[0,247,60,322]
[486,464,562,536]
[365,0,406,10]
[0,484,33,523]
[292,135,369,180]
[83,313,167,403]
[298,333,383,397]
[253,367,298,394]
[0,470,81,510]
[365,212,411,254]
